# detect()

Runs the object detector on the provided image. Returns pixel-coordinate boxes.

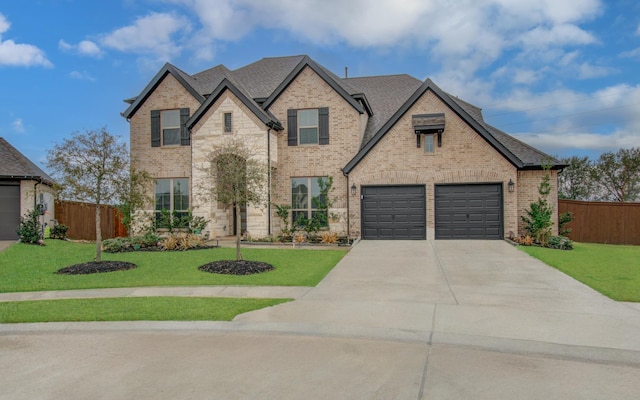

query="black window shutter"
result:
[151,110,161,147]
[180,108,190,146]
[319,107,329,145]
[287,109,297,146]
[416,134,421,148]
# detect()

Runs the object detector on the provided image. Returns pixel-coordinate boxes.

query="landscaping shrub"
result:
[558,211,574,237]
[159,233,206,251]
[547,235,573,250]
[320,231,339,244]
[50,224,69,239]
[16,209,42,244]
[521,164,554,246]
[102,233,160,252]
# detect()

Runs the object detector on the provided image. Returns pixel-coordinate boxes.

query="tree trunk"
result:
[95,205,102,262]
[235,203,242,261]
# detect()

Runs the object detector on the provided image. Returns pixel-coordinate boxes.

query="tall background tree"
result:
[558,156,595,200]
[47,128,129,261]
[200,138,267,261]
[591,147,640,202]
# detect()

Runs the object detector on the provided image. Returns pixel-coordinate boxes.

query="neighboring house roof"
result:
[0,137,55,185]
[123,55,559,170]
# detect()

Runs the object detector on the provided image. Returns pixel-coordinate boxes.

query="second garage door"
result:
[361,185,425,240]
[435,184,503,239]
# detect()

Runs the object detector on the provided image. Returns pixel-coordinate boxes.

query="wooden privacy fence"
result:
[54,200,128,240]
[559,199,640,245]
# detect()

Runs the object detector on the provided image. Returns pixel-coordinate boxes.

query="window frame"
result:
[224,112,232,133]
[291,176,328,227]
[161,109,181,146]
[297,109,319,145]
[424,134,435,154]
[155,178,190,227]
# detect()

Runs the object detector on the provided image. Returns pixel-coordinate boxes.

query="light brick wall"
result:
[267,66,364,235]
[349,90,519,239]
[517,169,559,236]
[19,181,56,228]
[129,74,201,211]
[191,91,272,238]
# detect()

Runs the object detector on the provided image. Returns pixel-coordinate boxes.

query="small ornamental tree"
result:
[115,166,152,237]
[200,138,267,261]
[521,164,554,246]
[47,128,129,262]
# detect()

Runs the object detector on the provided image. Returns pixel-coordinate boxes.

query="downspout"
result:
[267,127,272,236]
[342,169,350,238]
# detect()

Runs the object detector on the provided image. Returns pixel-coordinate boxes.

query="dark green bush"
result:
[102,233,160,253]
[547,235,573,250]
[17,209,42,244]
[50,224,69,239]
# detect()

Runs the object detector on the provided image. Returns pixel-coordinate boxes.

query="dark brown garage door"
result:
[435,184,503,239]
[0,182,20,240]
[361,185,425,240]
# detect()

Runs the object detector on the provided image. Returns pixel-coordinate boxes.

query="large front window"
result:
[291,177,328,227]
[155,178,189,227]
[298,109,319,145]
[161,109,181,146]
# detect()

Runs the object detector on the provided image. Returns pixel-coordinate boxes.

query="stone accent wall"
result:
[267,66,364,235]
[191,91,272,238]
[349,90,519,239]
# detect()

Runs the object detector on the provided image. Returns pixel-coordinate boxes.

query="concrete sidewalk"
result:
[2,240,640,399]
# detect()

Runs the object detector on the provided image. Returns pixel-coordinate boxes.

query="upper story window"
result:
[287,107,329,146]
[151,108,190,147]
[161,110,181,145]
[298,109,319,144]
[224,112,232,133]
[424,134,434,153]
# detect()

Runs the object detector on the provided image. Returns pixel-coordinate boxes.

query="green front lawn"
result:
[0,297,291,323]
[0,239,347,292]
[521,242,640,302]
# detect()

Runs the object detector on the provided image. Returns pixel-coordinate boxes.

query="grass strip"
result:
[521,242,640,302]
[0,297,291,323]
[0,239,347,292]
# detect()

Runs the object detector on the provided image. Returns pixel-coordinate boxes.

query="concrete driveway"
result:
[1,240,640,399]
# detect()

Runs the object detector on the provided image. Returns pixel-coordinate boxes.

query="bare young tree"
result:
[47,128,129,261]
[200,138,267,260]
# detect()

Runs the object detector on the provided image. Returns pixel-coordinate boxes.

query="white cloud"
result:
[621,47,640,58]
[59,39,103,58]
[12,118,24,133]
[69,70,95,81]
[0,13,52,67]
[577,62,614,79]
[100,12,191,60]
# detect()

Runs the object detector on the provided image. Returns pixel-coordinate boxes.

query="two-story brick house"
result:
[123,55,561,240]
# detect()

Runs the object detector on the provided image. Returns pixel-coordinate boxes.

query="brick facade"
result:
[127,58,560,240]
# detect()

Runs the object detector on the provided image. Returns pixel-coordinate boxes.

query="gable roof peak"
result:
[0,137,55,185]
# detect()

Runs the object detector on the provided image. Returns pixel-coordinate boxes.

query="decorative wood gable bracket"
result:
[413,113,444,147]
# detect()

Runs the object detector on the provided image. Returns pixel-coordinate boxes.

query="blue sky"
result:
[1,0,639,169]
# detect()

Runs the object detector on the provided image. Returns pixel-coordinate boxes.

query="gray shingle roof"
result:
[0,137,54,185]
[344,74,423,145]
[123,55,558,169]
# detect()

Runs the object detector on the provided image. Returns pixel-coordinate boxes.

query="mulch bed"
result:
[198,260,274,275]
[56,261,138,275]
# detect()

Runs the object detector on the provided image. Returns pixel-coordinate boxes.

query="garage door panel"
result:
[362,185,425,240]
[435,184,503,240]
[0,183,20,240]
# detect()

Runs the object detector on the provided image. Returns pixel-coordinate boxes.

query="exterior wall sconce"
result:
[508,179,515,193]
[351,183,357,195]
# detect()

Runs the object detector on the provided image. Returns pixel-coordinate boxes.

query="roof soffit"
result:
[262,56,365,114]
[122,63,205,119]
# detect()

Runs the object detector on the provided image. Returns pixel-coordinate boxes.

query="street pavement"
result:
[1,240,639,399]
